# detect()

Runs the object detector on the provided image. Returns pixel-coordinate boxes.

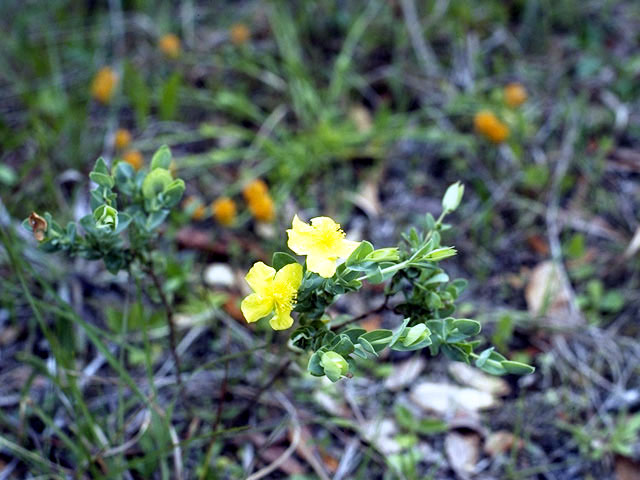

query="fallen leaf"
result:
[624,226,640,259]
[313,391,349,417]
[385,357,426,391]
[448,363,510,396]
[445,432,480,480]
[348,179,381,218]
[525,261,582,328]
[362,419,401,454]
[410,382,499,416]
[349,105,373,133]
[484,431,521,457]
[360,314,382,332]
[223,295,244,322]
[526,234,549,255]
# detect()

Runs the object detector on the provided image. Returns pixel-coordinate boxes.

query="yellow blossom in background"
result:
[183,196,206,220]
[504,82,527,108]
[243,179,268,203]
[230,23,250,46]
[159,33,181,59]
[114,129,131,150]
[123,150,144,170]
[248,193,275,223]
[287,215,360,278]
[474,110,509,144]
[212,197,237,226]
[91,67,118,104]
[241,262,302,330]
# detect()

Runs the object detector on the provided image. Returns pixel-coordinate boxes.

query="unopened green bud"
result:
[93,205,118,231]
[403,323,430,347]
[442,181,464,213]
[321,351,348,381]
[142,168,173,199]
[365,247,400,263]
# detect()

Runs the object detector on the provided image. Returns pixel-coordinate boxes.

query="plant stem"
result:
[146,266,184,393]
[330,295,391,331]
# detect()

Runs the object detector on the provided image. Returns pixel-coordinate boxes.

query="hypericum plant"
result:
[24,145,185,274]
[241,182,535,382]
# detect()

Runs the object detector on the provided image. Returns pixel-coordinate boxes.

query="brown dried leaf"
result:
[484,431,522,457]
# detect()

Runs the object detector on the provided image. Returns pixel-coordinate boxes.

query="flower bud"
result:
[442,181,464,213]
[29,212,47,241]
[320,351,349,380]
[142,168,173,199]
[93,205,118,231]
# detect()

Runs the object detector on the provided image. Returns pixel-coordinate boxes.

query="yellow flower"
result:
[91,67,118,104]
[248,193,275,223]
[159,33,181,59]
[212,197,236,226]
[122,150,144,170]
[243,179,268,203]
[241,262,303,330]
[230,23,250,46]
[474,110,509,144]
[504,82,527,108]
[287,215,360,278]
[114,128,131,150]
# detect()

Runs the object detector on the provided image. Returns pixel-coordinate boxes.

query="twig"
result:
[331,295,391,331]
[245,392,301,480]
[545,111,583,322]
[399,0,442,77]
[235,359,291,421]
[146,267,184,393]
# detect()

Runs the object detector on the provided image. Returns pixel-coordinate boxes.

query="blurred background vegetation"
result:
[1,0,639,478]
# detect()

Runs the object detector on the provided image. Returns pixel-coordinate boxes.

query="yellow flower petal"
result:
[287,215,316,255]
[306,254,338,278]
[337,239,361,258]
[241,293,274,323]
[269,306,294,330]
[273,262,303,291]
[245,261,276,295]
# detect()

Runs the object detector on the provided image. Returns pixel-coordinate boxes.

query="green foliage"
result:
[287,183,535,382]
[23,146,184,274]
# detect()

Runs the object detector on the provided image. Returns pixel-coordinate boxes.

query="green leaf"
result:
[123,62,151,128]
[308,351,325,376]
[357,337,377,356]
[159,72,181,120]
[341,328,366,343]
[162,179,185,208]
[359,329,393,353]
[93,157,109,175]
[501,360,535,375]
[330,335,355,357]
[403,324,428,347]
[389,318,411,348]
[151,145,172,170]
[146,210,169,230]
[365,247,400,263]
[423,247,457,261]
[89,171,115,189]
[273,252,298,270]
[452,319,481,337]
[346,241,374,266]
[142,168,173,199]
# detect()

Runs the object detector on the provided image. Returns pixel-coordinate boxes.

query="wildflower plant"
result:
[242,182,535,382]
[24,145,185,274]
